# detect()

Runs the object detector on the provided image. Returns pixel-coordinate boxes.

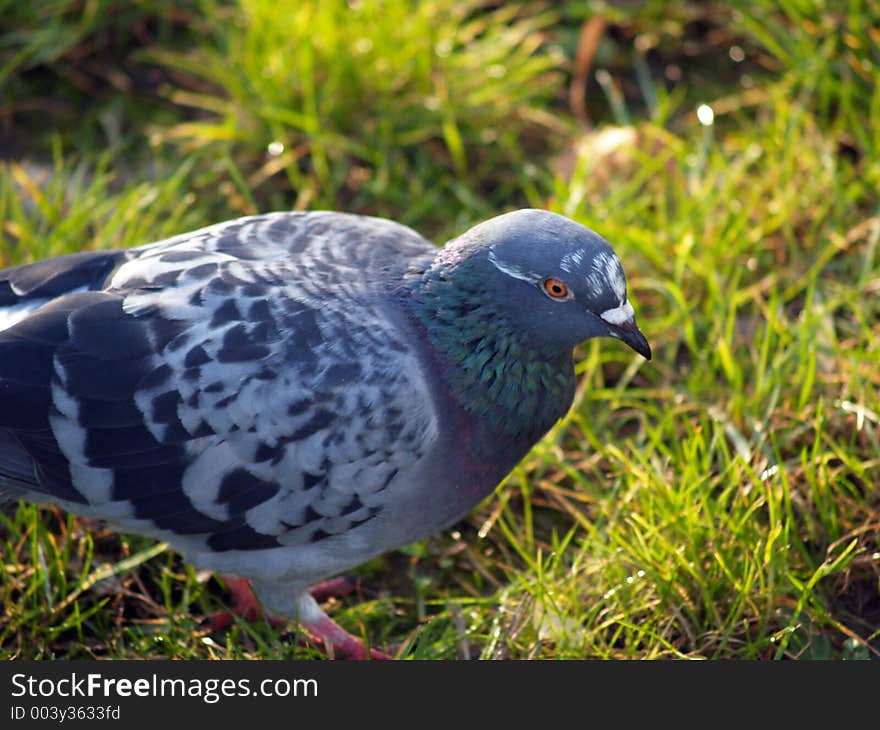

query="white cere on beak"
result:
[599,300,635,325]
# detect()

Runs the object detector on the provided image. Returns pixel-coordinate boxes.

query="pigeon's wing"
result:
[0,212,440,553]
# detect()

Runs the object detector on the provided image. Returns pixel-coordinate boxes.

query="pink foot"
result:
[308,576,358,602]
[295,592,390,660]
[206,575,286,631]
[206,575,389,659]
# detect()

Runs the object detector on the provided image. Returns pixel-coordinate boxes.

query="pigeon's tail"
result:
[0,250,126,332]
[0,253,126,506]
[0,429,40,501]
[0,427,88,509]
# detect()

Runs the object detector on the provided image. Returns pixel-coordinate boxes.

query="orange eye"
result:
[543,278,570,299]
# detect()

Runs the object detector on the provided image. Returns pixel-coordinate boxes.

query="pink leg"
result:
[206,575,389,659]
[206,575,286,631]
[308,576,358,602]
[295,592,390,660]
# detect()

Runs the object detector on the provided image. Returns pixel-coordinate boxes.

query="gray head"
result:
[439,209,651,359]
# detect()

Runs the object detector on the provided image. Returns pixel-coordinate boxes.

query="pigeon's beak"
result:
[610,316,652,360]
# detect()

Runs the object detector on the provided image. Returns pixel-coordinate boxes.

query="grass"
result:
[0,0,878,659]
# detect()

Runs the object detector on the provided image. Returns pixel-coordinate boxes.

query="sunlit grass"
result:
[147,0,565,230]
[0,0,877,659]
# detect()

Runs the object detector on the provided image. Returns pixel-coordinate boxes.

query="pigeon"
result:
[0,208,650,658]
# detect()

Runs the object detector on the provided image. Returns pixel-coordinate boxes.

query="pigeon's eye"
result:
[542,278,570,300]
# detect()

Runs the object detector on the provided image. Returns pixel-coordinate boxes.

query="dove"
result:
[0,208,650,658]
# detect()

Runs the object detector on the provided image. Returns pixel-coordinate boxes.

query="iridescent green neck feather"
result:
[403,256,576,439]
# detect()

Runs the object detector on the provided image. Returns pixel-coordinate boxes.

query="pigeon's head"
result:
[443,209,651,360]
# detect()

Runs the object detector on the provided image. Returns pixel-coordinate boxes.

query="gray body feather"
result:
[0,213,451,593]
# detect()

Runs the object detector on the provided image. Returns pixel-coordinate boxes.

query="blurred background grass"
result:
[0,0,878,659]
